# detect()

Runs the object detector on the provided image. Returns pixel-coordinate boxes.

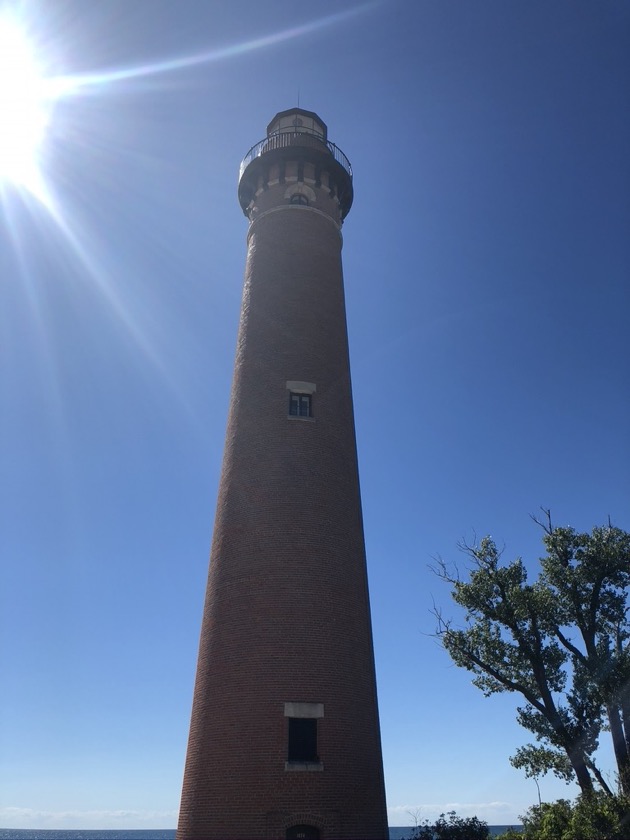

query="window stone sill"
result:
[285,761,324,771]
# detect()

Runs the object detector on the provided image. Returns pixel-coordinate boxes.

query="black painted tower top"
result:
[238,107,353,220]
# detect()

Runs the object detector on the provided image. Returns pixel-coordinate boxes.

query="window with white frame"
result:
[286,381,316,420]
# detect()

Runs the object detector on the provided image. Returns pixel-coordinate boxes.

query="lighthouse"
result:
[176,109,388,840]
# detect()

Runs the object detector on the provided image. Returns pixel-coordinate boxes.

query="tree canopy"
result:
[406,811,489,840]
[434,513,630,798]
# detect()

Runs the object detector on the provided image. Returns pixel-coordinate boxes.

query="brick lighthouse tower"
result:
[176,109,388,840]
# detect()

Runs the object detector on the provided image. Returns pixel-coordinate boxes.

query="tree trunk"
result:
[620,685,630,766]
[586,758,615,797]
[568,747,595,796]
[608,704,630,795]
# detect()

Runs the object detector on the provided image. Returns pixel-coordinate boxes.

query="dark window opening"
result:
[290,193,309,206]
[289,392,312,418]
[288,717,317,762]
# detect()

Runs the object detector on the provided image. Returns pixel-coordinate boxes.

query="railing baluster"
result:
[239,132,352,180]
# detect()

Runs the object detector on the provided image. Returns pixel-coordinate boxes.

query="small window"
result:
[290,193,309,206]
[288,717,317,762]
[289,392,312,418]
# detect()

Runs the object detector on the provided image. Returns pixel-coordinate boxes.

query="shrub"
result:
[406,810,489,840]
[515,793,630,840]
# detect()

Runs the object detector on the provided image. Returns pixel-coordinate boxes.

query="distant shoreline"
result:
[0,826,524,839]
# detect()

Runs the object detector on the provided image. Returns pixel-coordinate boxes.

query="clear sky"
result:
[1,0,629,830]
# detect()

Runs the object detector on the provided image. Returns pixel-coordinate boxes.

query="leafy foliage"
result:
[434,514,630,797]
[405,811,489,840]
[510,744,573,783]
[514,793,630,840]
[515,799,572,840]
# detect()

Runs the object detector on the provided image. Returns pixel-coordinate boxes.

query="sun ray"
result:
[1,1,379,423]
[45,3,379,95]
[0,2,378,202]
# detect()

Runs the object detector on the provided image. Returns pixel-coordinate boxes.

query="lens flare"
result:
[1,1,378,408]
[0,2,377,206]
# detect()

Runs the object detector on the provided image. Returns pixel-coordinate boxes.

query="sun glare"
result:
[0,14,52,199]
[0,4,375,208]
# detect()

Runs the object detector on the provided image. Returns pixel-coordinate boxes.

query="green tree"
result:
[434,514,630,798]
[537,518,630,794]
[514,793,630,840]
[405,811,489,840]
[518,798,572,840]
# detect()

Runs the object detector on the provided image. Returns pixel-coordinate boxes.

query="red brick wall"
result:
[177,145,388,840]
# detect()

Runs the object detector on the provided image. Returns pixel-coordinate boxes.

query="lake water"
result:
[0,828,521,839]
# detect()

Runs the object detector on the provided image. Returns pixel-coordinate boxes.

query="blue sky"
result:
[1,0,629,830]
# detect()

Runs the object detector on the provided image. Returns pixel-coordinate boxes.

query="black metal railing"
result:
[239,131,352,180]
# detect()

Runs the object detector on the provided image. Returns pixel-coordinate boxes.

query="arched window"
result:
[290,193,309,206]
[286,826,320,840]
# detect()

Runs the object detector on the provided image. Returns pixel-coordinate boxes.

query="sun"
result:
[0,5,374,209]
[0,14,52,199]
